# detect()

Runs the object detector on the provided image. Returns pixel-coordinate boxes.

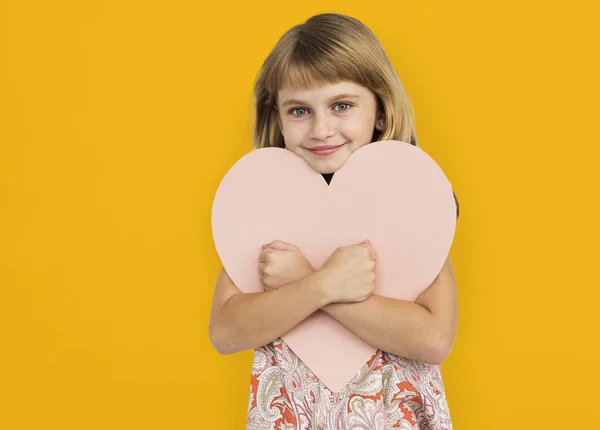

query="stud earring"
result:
[380,121,385,127]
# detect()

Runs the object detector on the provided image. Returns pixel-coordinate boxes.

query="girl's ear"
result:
[374,112,386,131]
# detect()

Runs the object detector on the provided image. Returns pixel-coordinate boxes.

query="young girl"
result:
[209,13,459,429]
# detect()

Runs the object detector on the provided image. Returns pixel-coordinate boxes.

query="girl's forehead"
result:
[279,80,364,96]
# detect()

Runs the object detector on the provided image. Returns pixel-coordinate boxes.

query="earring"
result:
[380,121,385,127]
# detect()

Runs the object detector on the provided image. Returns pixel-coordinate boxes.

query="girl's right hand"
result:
[319,240,377,303]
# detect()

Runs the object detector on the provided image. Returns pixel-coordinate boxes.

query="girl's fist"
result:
[319,240,376,303]
[259,240,315,291]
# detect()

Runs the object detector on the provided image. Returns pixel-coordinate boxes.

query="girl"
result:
[209,13,459,429]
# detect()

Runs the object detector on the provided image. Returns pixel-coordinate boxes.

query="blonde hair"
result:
[252,13,419,150]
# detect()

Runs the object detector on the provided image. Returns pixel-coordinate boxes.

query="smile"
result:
[308,144,344,157]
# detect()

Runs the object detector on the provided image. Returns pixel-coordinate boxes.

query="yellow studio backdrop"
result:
[1,1,598,428]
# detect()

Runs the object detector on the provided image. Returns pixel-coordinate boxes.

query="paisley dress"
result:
[245,338,453,429]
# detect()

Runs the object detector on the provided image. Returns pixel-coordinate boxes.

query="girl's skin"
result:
[209,80,458,365]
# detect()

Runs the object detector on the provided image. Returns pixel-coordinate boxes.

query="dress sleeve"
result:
[453,191,460,220]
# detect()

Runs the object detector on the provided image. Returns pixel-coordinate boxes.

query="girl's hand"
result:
[259,240,315,291]
[319,240,377,303]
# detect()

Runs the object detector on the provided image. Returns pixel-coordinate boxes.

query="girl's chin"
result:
[307,157,348,174]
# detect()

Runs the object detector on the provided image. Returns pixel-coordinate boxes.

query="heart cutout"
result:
[211,140,456,392]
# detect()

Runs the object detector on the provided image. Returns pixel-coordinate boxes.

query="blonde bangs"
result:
[270,38,370,94]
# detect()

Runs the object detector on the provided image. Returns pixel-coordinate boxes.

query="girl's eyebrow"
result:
[280,93,360,108]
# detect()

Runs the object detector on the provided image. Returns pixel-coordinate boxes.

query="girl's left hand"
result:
[259,240,315,291]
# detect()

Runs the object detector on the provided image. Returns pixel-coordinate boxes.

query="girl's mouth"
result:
[308,144,344,157]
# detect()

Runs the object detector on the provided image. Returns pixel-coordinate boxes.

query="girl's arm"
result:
[208,266,331,354]
[321,254,458,365]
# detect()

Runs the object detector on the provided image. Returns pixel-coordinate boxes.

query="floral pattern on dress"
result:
[246,337,452,429]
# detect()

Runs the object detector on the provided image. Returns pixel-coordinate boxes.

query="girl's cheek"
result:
[350,116,374,135]
[289,126,308,141]
[339,121,361,136]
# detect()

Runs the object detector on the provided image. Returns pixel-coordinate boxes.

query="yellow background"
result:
[1,0,598,428]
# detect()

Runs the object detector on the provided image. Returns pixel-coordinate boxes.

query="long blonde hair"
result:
[252,13,419,150]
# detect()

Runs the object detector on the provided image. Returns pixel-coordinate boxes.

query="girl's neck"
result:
[322,172,334,185]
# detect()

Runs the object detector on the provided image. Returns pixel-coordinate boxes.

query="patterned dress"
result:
[246,338,453,429]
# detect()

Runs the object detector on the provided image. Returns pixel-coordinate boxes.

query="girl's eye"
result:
[334,103,352,112]
[290,107,308,117]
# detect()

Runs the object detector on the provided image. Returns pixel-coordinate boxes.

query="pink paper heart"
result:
[211,140,456,392]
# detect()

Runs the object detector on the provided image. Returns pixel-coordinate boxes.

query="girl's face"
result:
[275,80,385,174]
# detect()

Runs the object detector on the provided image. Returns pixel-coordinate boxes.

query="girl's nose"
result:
[308,115,335,140]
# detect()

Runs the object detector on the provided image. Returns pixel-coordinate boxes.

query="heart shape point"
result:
[212,140,456,392]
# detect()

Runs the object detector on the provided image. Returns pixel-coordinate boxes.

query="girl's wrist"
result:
[309,268,339,305]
